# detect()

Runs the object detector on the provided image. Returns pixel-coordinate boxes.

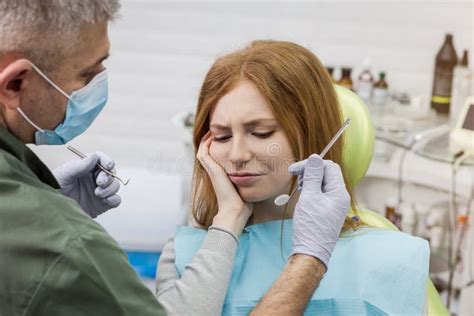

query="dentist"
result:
[0,1,350,315]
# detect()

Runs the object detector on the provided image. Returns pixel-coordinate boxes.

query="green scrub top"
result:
[0,128,166,316]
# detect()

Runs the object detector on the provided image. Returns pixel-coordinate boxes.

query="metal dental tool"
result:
[67,145,130,186]
[274,118,352,206]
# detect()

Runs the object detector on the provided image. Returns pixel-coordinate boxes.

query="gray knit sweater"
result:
[155,228,237,315]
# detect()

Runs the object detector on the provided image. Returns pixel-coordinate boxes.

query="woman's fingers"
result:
[196,132,238,201]
[197,132,226,179]
[196,131,253,237]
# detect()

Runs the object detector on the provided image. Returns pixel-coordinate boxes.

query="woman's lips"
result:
[228,174,263,186]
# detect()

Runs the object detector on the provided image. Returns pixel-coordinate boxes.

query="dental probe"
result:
[67,145,130,186]
[274,118,351,206]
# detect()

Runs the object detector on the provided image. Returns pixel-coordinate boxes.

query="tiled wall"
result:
[35,0,473,170]
[29,0,472,250]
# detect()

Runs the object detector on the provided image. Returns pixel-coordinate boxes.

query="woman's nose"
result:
[228,136,253,166]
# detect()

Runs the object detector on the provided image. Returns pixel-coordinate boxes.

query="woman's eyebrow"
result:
[243,118,277,127]
[210,118,277,130]
[209,123,230,130]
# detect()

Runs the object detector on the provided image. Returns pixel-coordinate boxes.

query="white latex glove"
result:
[288,154,350,268]
[53,152,122,218]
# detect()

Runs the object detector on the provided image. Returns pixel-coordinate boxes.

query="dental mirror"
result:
[274,118,351,206]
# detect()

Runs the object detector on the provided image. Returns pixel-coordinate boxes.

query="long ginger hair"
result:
[192,40,360,231]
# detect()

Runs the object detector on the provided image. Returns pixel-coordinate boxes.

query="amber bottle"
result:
[431,34,458,114]
[338,67,353,90]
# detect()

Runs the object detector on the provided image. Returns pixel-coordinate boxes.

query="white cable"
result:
[397,148,409,212]
[454,151,473,171]
[459,160,474,288]
[411,124,450,151]
[397,126,451,211]
[468,164,474,285]
[447,151,473,308]
[447,156,456,309]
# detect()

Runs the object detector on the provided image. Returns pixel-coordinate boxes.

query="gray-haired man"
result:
[0,1,166,315]
[0,1,345,315]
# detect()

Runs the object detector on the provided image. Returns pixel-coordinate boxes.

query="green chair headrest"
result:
[335,85,375,187]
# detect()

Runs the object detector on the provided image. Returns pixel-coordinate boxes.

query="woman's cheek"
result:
[209,143,228,167]
[264,140,288,169]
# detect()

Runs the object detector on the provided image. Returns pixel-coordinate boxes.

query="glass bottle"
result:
[326,66,335,82]
[431,34,458,114]
[450,50,472,125]
[373,72,389,105]
[338,67,353,90]
[356,58,374,103]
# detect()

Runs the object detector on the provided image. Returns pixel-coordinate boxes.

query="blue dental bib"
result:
[174,220,429,315]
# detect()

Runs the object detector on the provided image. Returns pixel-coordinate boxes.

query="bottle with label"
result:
[450,50,473,125]
[385,199,402,230]
[338,67,353,90]
[373,72,389,105]
[431,34,458,114]
[326,66,335,81]
[356,58,374,103]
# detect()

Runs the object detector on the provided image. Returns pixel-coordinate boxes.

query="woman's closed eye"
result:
[252,131,275,139]
[213,135,232,142]
[212,131,275,143]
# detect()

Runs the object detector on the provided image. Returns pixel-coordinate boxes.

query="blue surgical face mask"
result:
[16,61,108,145]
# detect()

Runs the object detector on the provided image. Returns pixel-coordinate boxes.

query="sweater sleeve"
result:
[155,228,238,315]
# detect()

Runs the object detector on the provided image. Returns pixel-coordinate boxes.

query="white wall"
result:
[35,0,473,170]
[31,1,473,249]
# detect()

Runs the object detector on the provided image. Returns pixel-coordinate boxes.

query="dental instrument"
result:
[66,145,130,186]
[274,118,352,206]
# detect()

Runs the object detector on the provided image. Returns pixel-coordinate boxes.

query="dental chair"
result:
[336,85,449,315]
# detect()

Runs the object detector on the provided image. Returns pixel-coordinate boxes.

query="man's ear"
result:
[0,59,33,110]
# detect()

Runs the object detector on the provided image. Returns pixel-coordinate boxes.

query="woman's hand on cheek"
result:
[197,132,253,238]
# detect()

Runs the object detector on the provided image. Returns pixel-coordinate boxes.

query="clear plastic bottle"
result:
[373,72,389,105]
[450,50,473,126]
[356,58,374,103]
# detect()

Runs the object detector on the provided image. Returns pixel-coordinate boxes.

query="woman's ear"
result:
[0,59,33,109]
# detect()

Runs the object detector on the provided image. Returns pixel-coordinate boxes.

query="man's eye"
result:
[213,135,231,142]
[253,131,275,139]
[82,72,96,83]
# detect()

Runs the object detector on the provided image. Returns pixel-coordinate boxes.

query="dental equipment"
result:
[274,118,352,206]
[66,145,130,186]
